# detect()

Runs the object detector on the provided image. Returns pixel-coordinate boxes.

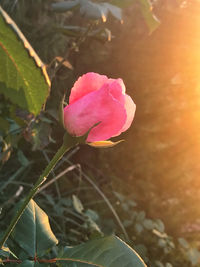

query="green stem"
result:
[0,134,76,248]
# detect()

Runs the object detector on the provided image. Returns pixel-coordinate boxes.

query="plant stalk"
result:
[0,134,76,248]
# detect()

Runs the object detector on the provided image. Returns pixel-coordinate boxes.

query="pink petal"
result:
[111,94,136,137]
[108,78,126,94]
[121,94,136,133]
[64,86,127,142]
[106,79,125,105]
[69,72,108,104]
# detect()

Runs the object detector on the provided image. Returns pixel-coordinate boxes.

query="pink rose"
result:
[64,72,136,142]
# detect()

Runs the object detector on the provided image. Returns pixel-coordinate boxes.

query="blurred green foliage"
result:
[0,0,200,266]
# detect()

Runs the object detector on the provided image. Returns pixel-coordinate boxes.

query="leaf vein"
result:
[0,41,37,112]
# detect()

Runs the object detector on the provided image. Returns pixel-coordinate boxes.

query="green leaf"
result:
[52,0,80,12]
[12,199,58,257]
[80,0,108,22]
[103,3,122,22]
[178,237,189,249]
[17,150,30,166]
[53,0,122,22]
[58,235,146,266]
[85,209,99,222]
[0,6,50,115]
[142,219,154,230]
[56,25,87,37]
[187,248,200,265]
[20,261,46,267]
[135,223,143,234]
[31,121,53,151]
[72,195,84,214]
[79,1,122,22]
[155,219,165,232]
[138,0,160,34]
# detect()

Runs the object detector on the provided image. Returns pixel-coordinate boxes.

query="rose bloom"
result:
[64,72,136,142]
